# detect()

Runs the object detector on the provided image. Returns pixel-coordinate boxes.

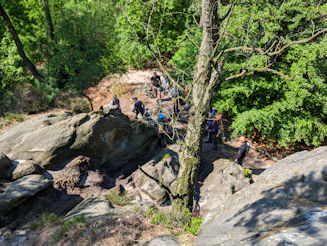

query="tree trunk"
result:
[172,0,220,212]
[41,0,55,40]
[0,3,43,82]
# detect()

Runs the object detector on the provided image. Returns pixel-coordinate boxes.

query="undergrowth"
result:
[105,190,135,207]
[29,213,63,230]
[53,214,86,242]
[146,207,203,236]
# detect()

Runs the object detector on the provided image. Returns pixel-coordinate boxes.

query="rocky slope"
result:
[195,147,327,246]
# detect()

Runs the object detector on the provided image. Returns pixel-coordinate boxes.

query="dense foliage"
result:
[1,0,327,147]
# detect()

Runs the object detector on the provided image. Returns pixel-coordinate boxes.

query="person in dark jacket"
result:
[110,95,120,108]
[205,113,219,150]
[234,136,250,166]
[132,97,145,119]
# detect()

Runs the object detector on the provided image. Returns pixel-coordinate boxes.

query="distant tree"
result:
[41,0,55,40]
[0,3,43,82]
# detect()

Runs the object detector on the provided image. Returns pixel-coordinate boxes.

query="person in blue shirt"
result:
[205,113,219,150]
[205,113,218,150]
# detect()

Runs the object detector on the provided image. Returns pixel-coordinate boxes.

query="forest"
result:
[1,0,327,148]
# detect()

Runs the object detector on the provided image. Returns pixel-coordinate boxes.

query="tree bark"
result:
[41,0,55,40]
[173,0,221,212]
[0,4,43,82]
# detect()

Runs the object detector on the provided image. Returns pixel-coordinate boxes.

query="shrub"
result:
[29,213,63,230]
[146,207,203,236]
[11,83,49,114]
[105,190,135,207]
[53,90,90,114]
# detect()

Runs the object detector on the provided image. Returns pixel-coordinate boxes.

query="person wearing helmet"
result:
[110,95,120,108]
[132,97,145,119]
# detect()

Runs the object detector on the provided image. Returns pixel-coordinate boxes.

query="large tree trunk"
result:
[41,0,55,40]
[0,3,43,82]
[173,0,220,212]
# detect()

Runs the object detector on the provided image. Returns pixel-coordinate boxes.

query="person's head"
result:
[158,113,165,119]
[132,97,137,101]
[113,95,117,99]
[153,72,157,76]
[239,136,246,144]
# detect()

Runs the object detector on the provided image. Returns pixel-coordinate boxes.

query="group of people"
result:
[108,71,250,166]
[205,108,250,166]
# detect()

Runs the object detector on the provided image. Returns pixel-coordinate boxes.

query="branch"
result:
[222,27,327,56]
[225,66,296,81]
[219,0,238,22]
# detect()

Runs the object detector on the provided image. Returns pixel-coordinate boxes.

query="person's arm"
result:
[235,145,246,161]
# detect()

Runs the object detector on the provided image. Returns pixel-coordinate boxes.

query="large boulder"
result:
[11,160,42,180]
[131,144,181,205]
[52,156,91,191]
[0,109,156,170]
[195,147,327,246]
[197,159,250,216]
[0,154,12,176]
[0,174,52,215]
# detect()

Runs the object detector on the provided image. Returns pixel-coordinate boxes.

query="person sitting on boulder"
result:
[205,112,218,150]
[151,72,162,99]
[110,95,120,108]
[132,97,145,119]
[234,136,250,166]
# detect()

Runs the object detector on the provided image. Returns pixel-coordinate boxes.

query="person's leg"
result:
[207,132,213,143]
[153,87,157,98]
[135,111,139,119]
[212,133,218,150]
[158,87,162,99]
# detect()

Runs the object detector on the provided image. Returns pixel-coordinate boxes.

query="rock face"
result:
[131,144,181,205]
[65,197,114,220]
[139,235,181,246]
[195,147,327,246]
[11,160,42,180]
[52,156,91,191]
[196,159,250,216]
[0,174,52,215]
[0,109,156,170]
[0,154,12,176]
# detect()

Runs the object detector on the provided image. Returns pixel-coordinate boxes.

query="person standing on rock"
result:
[234,136,250,166]
[110,95,120,108]
[205,112,218,150]
[132,97,145,119]
[151,72,162,99]
[163,75,170,95]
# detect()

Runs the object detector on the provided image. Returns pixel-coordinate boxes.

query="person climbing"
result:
[234,136,250,166]
[132,97,145,119]
[157,113,166,124]
[163,75,170,95]
[205,112,218,150]
[144,108,151,121]
[110,95,120,108]
[150,72,162,99]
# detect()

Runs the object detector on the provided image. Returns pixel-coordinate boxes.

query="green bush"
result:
[105,190,135,207]
[53,90,90,114]
[4,113,25,122]
[11,83,49,114]
[146,207,203,236]
[29,213,63,231]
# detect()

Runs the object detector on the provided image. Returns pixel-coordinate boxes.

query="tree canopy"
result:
[1,0,326,149]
